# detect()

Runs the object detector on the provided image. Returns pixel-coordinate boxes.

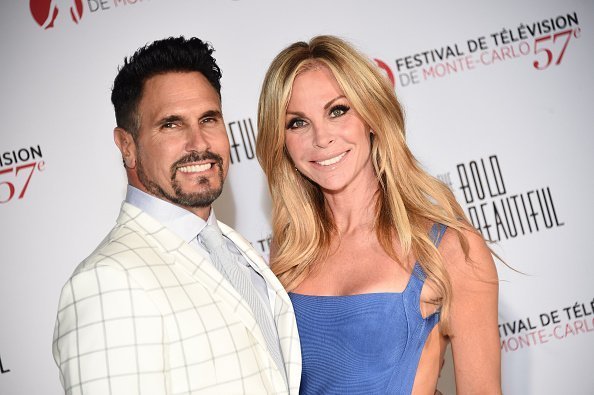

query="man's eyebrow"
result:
[201,110,223,119]
[157,114,184,125]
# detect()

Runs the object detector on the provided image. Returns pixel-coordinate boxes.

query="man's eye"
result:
[162,122,177,129]
[287,118,307,130]
[329,105,350,118]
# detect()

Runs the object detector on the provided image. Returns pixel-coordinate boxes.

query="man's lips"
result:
[171,151,223,177]
[177,162,214,173]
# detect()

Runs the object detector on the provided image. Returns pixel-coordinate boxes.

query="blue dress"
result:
[289,224,447,394]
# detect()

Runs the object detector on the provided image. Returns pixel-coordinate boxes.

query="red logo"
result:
[30,0,84,30]
[374,58,395,88]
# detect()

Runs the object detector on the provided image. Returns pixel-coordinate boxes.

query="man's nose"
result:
[185,126,210,152]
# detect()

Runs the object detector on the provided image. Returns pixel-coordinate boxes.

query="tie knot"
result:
[200,224,225,252]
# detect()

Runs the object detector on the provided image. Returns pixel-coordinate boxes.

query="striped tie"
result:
[199,224,287,384]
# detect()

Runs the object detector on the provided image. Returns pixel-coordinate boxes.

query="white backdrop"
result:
[1,0,593,394]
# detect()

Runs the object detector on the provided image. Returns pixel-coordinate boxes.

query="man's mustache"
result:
[170,151,224,176]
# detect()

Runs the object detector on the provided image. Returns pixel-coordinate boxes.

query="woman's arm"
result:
[442,228,502,394]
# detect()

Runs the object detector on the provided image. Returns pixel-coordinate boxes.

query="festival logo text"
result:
[377,12,581,88]
[0,145,46,205]
[29,0,146,29]
[499,297,594,353]
[437,154,564,242]
[227,117,258,165]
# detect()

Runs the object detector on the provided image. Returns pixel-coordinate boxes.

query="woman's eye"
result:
[287,118,307,130]
[329,105,350,118]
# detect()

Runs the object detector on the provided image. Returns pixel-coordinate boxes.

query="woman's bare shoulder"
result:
[438,226,498,283]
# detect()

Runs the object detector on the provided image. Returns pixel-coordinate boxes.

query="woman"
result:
[256,35,501,394]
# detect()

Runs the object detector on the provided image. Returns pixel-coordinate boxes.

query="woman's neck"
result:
[323,173,380,236]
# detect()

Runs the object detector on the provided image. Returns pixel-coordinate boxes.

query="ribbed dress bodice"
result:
[289,224,446,394]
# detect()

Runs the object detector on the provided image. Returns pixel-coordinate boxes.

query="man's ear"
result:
[114,127,137,169]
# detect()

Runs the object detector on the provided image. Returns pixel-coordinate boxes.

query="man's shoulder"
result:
[70,203,176,281]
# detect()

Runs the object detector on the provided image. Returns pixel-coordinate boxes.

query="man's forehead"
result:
[142,71,213,94]
[138,72,221,113]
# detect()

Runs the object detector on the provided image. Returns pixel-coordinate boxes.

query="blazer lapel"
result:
[219,222,302,393]
[117,204,269,360]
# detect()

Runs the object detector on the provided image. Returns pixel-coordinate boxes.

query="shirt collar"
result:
[125,185,217,243]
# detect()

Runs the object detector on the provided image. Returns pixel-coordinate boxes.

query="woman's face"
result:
[284,65,375,194]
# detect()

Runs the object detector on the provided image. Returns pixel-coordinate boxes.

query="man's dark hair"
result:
[111,36,222,138]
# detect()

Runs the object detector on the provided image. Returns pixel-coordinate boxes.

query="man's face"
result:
[123,71,230,213]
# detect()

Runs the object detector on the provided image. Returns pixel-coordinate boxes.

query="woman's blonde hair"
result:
[256,35,475,332]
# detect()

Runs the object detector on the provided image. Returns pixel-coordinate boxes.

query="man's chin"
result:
[171,187,223,208]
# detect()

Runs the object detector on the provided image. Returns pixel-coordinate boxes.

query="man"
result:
[52,37,300,394]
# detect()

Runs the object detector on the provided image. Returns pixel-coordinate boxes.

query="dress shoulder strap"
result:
[411,223,448,281]
[429,223,448,247]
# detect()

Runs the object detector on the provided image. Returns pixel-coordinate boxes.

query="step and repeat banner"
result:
[1,1,593,394]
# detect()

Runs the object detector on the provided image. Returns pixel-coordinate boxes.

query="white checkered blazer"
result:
[52,202,301,394]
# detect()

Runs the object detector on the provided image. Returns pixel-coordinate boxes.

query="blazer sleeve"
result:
[52,265,168,395]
